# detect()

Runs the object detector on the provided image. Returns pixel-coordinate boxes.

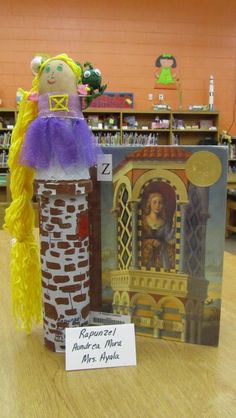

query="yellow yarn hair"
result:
[39,54,82,81]
[4,53,81,333]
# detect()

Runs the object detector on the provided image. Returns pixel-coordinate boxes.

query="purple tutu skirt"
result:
[20,117,102,170]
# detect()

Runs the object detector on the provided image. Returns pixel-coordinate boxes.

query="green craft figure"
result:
[78,62,107,108]
[155,54,177,86]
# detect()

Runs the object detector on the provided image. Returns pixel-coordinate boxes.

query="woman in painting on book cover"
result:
[141,191,176,270]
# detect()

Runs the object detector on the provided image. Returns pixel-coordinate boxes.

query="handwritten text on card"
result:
[65,324,136,371]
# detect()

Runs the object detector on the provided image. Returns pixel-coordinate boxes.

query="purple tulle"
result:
[20,117,102,170]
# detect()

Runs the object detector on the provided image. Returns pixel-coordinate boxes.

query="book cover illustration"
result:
[90,145,228,346]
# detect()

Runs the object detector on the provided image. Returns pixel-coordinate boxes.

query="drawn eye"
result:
[84,70,91,78]
[57,64,63,72]
[45,65,51,73]
[94,69,101,76]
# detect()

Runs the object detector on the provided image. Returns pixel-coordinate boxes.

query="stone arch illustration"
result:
[156,296,185,340]
[131,293,157,318]
[113,182,133,270]
[138,178,178,272]
[156,295,185,314]
[129,168,189,274]
[112,176,132,211]
[131,292,156,306]
[119,291,130,314]
[113,291,121,313]
[132,168,188,203]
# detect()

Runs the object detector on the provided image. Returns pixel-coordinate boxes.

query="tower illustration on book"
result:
[97,146,226,345]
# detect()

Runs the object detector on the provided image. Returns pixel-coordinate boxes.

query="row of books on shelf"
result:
[0,150,8,167]
[87,115,171,130]
[93,132,162,146]
[172,118,217,131]
[87,114,119,130]
[0,132,11,148]
[86,114,217,131]
[93,133,222,146]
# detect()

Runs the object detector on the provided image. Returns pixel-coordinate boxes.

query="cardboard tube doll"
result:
[4,54,103,352]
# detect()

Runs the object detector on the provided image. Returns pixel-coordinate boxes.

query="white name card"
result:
[65,324,136,371]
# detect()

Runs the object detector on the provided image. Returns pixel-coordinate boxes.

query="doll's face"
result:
[150,193,164,214]
[39,60,77,94]
[160,58,174,68]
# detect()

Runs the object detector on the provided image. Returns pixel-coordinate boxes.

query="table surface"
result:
[0,230,236,418]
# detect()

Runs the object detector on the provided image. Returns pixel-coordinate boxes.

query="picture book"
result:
[89,145,228,346]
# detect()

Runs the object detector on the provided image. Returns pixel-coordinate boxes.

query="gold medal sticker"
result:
[186,151,222,187]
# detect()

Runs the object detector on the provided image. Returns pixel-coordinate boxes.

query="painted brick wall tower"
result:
[35,179,92,352]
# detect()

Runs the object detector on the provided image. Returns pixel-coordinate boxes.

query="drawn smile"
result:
[47,79,56,84]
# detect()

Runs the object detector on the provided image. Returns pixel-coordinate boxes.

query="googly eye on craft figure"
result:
[84,70,91,78]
